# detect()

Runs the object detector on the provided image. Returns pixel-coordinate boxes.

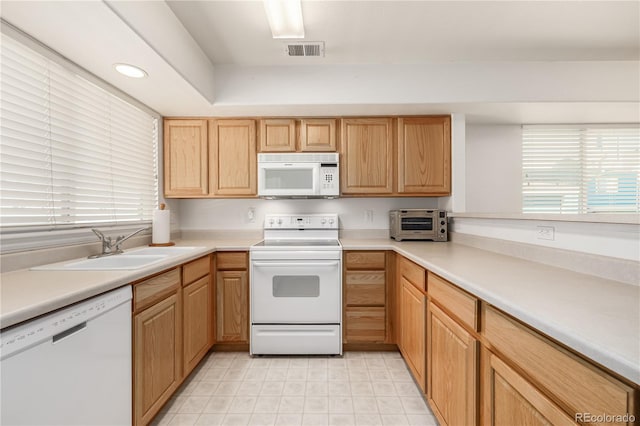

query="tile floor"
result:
[152,351,439,426]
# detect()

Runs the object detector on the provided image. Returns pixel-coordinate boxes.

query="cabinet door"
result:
[300,118,337,151]
[397,117,451,195]
[209,119,257,196]
[340,118,394,194]
[483,351,577,426]
[134,292,182,426]
[400,278,426,392]
[183,276,212,375]
[164,119,208,196]
[259,119,296,152]
[216,270,249,342]
[428,303,477,426]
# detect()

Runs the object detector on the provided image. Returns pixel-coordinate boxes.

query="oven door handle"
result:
[252,261,340,268]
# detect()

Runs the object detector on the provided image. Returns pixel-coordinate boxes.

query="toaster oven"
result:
[389,209,448,241]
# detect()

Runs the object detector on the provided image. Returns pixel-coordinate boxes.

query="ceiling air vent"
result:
[286,41,325,57]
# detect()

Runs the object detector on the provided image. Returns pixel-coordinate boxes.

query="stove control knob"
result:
[269,218,274,225]
[328,218,335,225]
[321,218,327,225]
[277,218,282,225]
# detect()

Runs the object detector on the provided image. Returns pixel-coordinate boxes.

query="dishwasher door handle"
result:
[52,321,87,344]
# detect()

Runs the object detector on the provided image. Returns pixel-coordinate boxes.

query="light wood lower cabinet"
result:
[133,256,214,425]
[483,349,577,426]
[428,303,477,426]
[483,305,636,426]
[183,275,212,375]
[399,276,426,392]
[216,252,249,343]
[134,290,182,426]
[216,270,248,342]
[343,251,389,344]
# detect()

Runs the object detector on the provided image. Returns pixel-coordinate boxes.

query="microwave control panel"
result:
[320,163,339,195]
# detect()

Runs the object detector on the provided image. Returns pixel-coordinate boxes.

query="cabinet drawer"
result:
[346,307,386,342]
[134,268,181,312]
[183,255,210,285]
[428,273,478,331]
[216,252,248,270]
[346,271,385,306]
[345,251,386,270]
[483,305,635,424]
[399,256,425,291]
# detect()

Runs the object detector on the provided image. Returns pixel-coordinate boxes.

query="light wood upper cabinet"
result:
[134,290,182,426]
[164,119,208,196]
[397,116,451,195]
[259,119,296,152]
[428,303,477,426]
[300,118,337,152]
[340,118,394,194]
[209,119,257,196]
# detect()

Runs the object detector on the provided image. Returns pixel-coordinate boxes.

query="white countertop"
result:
[2,237,638,386]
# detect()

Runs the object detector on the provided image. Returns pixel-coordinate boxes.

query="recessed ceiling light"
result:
[264,0,304,39]
[114,63,148,79]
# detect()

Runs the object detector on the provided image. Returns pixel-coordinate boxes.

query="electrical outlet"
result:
[364,210,374,223]
[536,226,555,241]
[247,207,255,223]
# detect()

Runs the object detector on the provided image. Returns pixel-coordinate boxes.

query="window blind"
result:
[522,125,640,214]
[0,33,158,231]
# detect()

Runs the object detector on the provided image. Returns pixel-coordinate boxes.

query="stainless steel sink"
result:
[31,255,168,271]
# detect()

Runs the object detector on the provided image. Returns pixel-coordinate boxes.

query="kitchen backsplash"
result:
[178,197,439,230]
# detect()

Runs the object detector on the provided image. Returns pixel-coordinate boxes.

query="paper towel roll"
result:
[152,208,171,244]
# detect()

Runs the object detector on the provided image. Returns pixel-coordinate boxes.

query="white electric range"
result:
[249,214,342,355]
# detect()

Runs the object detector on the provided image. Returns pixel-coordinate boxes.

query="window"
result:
[0,31,158,236]
[522,125,640,214]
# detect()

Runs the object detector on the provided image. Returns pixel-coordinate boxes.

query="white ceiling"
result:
[167,0,640,65]
[1,0,639,123]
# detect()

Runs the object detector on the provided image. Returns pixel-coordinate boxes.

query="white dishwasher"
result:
[0,286,132,426]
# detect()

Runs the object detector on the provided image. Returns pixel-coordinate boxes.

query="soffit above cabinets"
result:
[167,0,640,65]
[1,1,638,122]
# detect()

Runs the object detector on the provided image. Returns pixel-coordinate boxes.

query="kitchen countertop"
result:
[0,239,260,331]
[1,237,638,386]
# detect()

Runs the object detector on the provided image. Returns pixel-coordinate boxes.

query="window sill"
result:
[449,212,639,225]
[0,224,152,255]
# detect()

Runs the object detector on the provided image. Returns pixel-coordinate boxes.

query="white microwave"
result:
[258,153,339,198]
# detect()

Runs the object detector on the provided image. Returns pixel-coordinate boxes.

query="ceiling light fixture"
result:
[264,0,304,39]
[114,63,148,79]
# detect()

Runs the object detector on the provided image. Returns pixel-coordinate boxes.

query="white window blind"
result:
[522,125,640,214]
[0,33,158,231]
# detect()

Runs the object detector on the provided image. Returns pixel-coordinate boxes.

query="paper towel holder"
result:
[149,203,175,247]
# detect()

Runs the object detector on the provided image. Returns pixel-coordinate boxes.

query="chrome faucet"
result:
[89,226,151,258]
